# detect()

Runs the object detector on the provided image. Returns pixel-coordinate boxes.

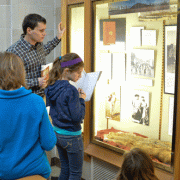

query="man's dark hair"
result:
[22,14,46,35]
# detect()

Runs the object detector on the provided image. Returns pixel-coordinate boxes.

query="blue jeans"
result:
[55,132,84,180]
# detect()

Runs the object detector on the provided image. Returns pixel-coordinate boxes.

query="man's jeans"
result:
[55,132,84,180]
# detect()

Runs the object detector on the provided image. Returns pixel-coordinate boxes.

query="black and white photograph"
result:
[132,91,150,126]
[164,25,177,94]
[108,0,169,15]
[131,49,155,77]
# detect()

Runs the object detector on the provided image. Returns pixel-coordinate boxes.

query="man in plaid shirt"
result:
[7,13,65,97]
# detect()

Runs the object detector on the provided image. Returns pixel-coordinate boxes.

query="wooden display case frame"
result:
[61,0,180,179]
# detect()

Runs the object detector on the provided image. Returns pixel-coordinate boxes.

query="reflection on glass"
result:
[70,5,84,132]
[70,5,84,61]
[93,0,177,172]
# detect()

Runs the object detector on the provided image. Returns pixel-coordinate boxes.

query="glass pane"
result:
[93,0,178,172]
[70,5,84,60]
[70,5,85,132]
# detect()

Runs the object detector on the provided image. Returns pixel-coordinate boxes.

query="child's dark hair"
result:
[47,53,84,86]
[116,148,159,180]
[0,52,27,90]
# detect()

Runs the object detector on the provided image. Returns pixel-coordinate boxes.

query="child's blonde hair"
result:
[0,52,27,90]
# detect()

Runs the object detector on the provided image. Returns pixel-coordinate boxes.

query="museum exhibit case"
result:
[61,0,180,179]
[92,0,177,173]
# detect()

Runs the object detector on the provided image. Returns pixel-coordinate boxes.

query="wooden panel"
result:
[85,143,124,167]
[174,12,180,180]
[83,0,93,149]
[68,0,84,4]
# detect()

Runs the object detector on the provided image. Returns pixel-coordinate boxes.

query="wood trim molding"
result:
[83,0,93,150]
[84,143,124,167]
[173,12,180,180]
[61,0,68,55]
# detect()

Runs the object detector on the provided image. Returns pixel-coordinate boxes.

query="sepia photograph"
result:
[105,87,121,121]
[132,91,150,126]
[131,49,155,78]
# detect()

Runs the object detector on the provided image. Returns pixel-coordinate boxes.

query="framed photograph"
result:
[100,18,126,52]
[164,25,177,94]
[131,49,155,78]
[132,90,150,126]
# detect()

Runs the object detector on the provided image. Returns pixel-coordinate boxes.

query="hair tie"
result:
[59,56,62,60]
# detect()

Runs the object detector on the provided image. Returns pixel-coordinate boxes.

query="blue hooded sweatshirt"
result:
[45,80,85,132]
[0,87,57,179]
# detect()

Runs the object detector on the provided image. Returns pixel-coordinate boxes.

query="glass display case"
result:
[92,0,178,173]
[62,0,180,178]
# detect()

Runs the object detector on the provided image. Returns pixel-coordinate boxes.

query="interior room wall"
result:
[0,0,61,157]
[0,0,61,63]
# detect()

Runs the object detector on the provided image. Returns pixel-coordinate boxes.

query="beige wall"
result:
[0,0,61,63]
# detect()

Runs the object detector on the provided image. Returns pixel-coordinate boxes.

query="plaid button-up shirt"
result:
[6,35,61,96]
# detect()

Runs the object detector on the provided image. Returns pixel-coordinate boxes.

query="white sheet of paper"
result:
[112,53,126,83]
[168,97,174,136]
[72,71,102,101]
[142,30,156,46]
[130,27,144,47]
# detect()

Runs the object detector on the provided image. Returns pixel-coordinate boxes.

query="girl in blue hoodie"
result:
[45,53,86,180]
[0,52,57,179]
